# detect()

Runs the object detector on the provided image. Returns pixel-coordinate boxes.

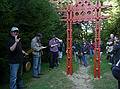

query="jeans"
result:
[82,54,87,66]
[74,52,78,62]
[10,64,24,89]
[32,55,41,77]
[58,51,63,59]
[89,49,94,57]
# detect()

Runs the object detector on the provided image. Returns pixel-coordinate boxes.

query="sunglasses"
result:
[11,31,19,33]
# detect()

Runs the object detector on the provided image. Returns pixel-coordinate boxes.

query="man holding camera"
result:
[7,27,28,89]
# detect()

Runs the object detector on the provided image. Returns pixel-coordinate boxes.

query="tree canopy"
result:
[0,0,66,58]
[0,0,120,57]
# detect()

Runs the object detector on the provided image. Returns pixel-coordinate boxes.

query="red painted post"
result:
[66,5,73,75]
[94,0,101,79]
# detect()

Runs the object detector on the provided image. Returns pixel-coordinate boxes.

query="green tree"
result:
[0,0,65,85]
[0,0,64,55]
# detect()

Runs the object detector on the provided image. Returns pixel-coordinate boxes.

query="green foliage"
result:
[102,0,120,37]
[0,0,65,55]
[0,58,9,85]
[0,0,65,86]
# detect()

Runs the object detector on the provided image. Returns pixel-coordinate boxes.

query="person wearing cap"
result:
[7,27,28,89]
[31,33,46,78]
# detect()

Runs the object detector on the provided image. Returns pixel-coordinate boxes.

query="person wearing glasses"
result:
[7,27,28,89]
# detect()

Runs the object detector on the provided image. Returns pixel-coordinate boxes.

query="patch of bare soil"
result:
[66,65,93,89]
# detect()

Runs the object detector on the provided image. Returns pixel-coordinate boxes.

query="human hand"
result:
[55,37,62,42]
[81,53,83,55]
[15,35,20,43]
[25,52,28,56]
[51,44,58,47]
[41,46,47,49]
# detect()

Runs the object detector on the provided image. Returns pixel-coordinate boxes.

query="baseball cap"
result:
[11,27,19,32]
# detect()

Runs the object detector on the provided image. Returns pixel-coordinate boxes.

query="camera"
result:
[17,35,20,39]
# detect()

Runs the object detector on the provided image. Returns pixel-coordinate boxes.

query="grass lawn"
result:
[24,55,79,89]
[0,54,118,89]
[0,55,79,89]
[89,53,118,89]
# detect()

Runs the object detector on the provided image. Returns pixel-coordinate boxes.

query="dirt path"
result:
[66,65,93,89]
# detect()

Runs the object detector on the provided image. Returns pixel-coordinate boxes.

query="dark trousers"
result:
[49,51,58,68]
[118,81,120,89]
[112,66,120,89]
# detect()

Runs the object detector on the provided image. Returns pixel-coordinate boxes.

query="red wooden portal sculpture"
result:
[59,0,111,79]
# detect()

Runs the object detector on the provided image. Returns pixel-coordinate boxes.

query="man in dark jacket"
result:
[112,59,120,89]
[112,40,120,64]
[112,40,120,89]
[7,27,28,89]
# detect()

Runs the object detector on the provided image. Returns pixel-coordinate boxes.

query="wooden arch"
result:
[59,0,111,79]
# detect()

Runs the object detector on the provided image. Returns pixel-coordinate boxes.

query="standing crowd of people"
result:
[72,38,94,67]
[72,34,120,89]
[105,34,120,89]
[6,26,120,89]
[7,26,65,89]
